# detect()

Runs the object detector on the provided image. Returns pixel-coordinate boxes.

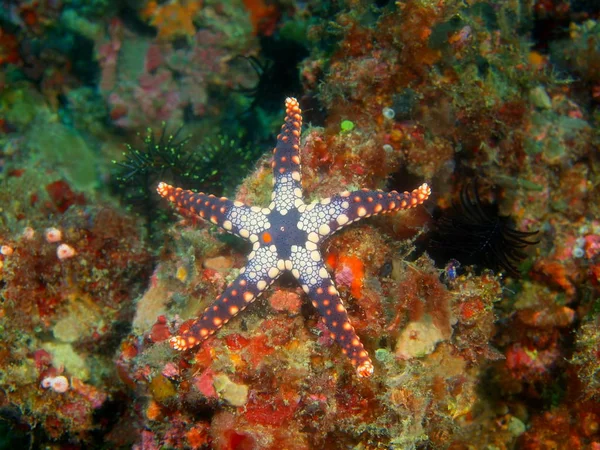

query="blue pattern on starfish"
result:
[157,98,431,377]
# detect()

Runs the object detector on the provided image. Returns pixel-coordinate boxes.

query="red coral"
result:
[518,402,600,450]
[0,28,20,65]
[243,335,275,368]
[45,180,85,214]
[505,342,560,381]
[149,315,171,343]
[244,392,300,426]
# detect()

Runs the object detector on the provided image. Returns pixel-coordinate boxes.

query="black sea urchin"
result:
[429,180,539,277]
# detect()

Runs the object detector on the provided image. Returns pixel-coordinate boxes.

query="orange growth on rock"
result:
[141,1,202,40]
[185,423,210,449]
[533,259,576,297]
[242,0,281,36]
[145,400,162,421]
[458,297,486,323]
[244,334,275,367]
[326,252,365,299]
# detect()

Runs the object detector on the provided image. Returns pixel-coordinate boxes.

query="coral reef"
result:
[0,181,152,440]
[0,0,599,447]
[97,0,259,132]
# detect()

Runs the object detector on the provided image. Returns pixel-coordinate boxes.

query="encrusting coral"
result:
[1,0,599,447]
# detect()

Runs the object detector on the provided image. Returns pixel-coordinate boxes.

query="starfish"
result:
[157,98,430,377]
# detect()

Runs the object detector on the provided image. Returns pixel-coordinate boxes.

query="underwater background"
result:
[0,0,599,448]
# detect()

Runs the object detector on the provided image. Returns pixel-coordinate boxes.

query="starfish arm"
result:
[271,98,304,214]
[298,183,431,240]
[290,246,374,377]
[157,182,270,241]
[170,245,282,351]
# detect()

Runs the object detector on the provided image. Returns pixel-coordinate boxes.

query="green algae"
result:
[26,122,98,191]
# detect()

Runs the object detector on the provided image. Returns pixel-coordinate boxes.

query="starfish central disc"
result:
[262,209,307,259]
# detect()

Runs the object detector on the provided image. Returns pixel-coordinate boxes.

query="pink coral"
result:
[56,243,76,260]
[193,368,218,399]
[505,343,560,381]
[41,375,69,393]
[268,289,302,314]
[585,235,600,259]
[44,227,62,243]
